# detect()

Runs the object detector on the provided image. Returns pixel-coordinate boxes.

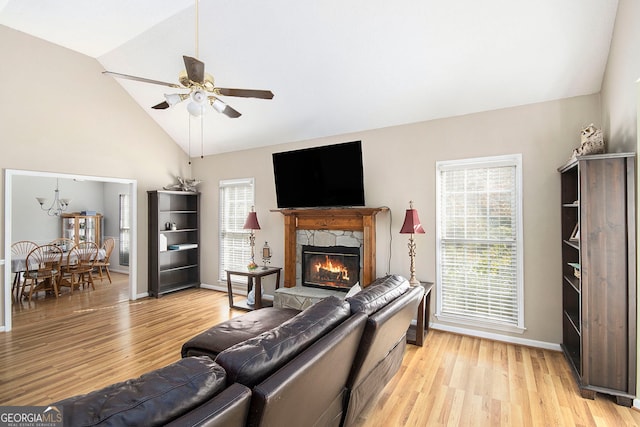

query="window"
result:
[219,178,255,281]
[119,193,130,266]
[435,154,524,333]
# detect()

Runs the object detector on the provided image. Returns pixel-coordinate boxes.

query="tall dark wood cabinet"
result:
[148,190,200,297]
[558,153,636,406]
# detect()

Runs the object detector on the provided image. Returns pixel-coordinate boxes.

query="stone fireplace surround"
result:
[274,207,387,288]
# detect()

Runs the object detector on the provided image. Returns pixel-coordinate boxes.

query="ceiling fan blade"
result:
[102,71,182,88]
[183,55,205,84]
[217,88,274,99]
[222,105,242,118]
[151,101,170,110]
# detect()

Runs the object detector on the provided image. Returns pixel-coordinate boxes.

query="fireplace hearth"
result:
[302,245,360,291]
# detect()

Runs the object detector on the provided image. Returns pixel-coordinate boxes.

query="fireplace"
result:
[276,207,388,287]
[302,245,360,291]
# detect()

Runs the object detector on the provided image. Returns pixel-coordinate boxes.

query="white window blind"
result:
[219,178,255,281]
[436,155,524,332]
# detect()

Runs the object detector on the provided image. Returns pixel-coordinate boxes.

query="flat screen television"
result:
[272,140,365,209]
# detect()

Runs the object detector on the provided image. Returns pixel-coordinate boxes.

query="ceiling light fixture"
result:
[186,89,209,116]
[36,178,71,216]
[164,93,189,107]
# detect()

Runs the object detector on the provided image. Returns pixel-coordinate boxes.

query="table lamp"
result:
[243,206,261,270]
[399,200,425,286]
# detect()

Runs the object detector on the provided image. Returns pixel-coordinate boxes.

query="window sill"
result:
[435,312,526,334]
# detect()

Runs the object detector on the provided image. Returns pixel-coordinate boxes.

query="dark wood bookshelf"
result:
[148,190,201,297]
[558,153,636,406]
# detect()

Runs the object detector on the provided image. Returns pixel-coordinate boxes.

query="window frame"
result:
[218,177,255,282]
[435,154,525,333]
[119,193,130,266]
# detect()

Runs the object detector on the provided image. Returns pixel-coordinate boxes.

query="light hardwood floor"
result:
[2,273,640,426]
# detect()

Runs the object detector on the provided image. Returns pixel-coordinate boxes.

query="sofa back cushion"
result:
[215,296,350,388]
[53,356,227,427]
[346,274,410,315]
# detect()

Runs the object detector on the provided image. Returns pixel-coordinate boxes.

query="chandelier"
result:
[36,179,71,216]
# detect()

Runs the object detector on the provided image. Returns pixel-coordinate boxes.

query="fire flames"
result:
[313,256,350,282]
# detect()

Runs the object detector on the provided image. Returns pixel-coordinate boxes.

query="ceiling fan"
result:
[102,0,273,119]
[103,58,273,118]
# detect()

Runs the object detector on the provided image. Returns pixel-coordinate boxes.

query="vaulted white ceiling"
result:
[0,0,619,156]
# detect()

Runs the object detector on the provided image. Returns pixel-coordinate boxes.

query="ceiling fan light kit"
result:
[165,93,188,107]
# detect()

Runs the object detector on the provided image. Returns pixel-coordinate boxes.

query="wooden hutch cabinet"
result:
[148,190,200,297]
[558,153,636,406]
[61,213,103,247]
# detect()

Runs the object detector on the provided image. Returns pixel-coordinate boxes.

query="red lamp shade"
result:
[243,210,261,230]
[400,206,425,234]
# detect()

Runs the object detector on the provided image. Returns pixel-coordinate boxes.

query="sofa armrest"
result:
[165,383,252,427]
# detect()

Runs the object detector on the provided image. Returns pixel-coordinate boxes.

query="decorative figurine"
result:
[163,176,202,192]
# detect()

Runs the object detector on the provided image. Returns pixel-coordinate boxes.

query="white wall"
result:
[193,94,601,345]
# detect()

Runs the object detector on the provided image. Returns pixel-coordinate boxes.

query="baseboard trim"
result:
[431,322,561,351]
[200,282,227,292]
[200,282,250,296]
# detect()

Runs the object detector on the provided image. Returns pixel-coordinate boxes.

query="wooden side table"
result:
[226,267,281,310]
[406,281,434,346]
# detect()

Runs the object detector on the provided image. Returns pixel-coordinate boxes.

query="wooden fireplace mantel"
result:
[274,207,388,287]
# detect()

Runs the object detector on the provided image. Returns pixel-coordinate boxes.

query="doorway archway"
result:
[3,169,138,331]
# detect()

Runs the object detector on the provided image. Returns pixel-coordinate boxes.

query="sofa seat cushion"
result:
[215,296,351,388]
[181,307,300,358]
[53,356,227,427]
[346,274,410,315]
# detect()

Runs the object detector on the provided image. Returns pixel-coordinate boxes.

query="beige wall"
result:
[0,25,191,328]
[194,94,601,344]
[601,0,640,152]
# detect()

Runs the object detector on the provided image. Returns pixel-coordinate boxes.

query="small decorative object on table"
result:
[261,241,272,269]
[570,123,605,160]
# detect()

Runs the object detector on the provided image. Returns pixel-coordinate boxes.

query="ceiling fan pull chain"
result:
[188,116,192,165]
[200,113,204,159]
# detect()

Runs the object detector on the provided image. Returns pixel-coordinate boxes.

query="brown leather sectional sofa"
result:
[53,275,423,426]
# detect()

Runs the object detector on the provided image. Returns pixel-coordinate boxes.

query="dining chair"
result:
[94,237,115,283]
[23,244,63,302]
[59,242,99,293]
[49,237,75,252]
[11,240,38,300]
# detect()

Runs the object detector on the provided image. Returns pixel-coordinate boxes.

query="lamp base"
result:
[408,275,421,287]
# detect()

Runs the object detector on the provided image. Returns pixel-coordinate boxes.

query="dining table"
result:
[11,248,106,274]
